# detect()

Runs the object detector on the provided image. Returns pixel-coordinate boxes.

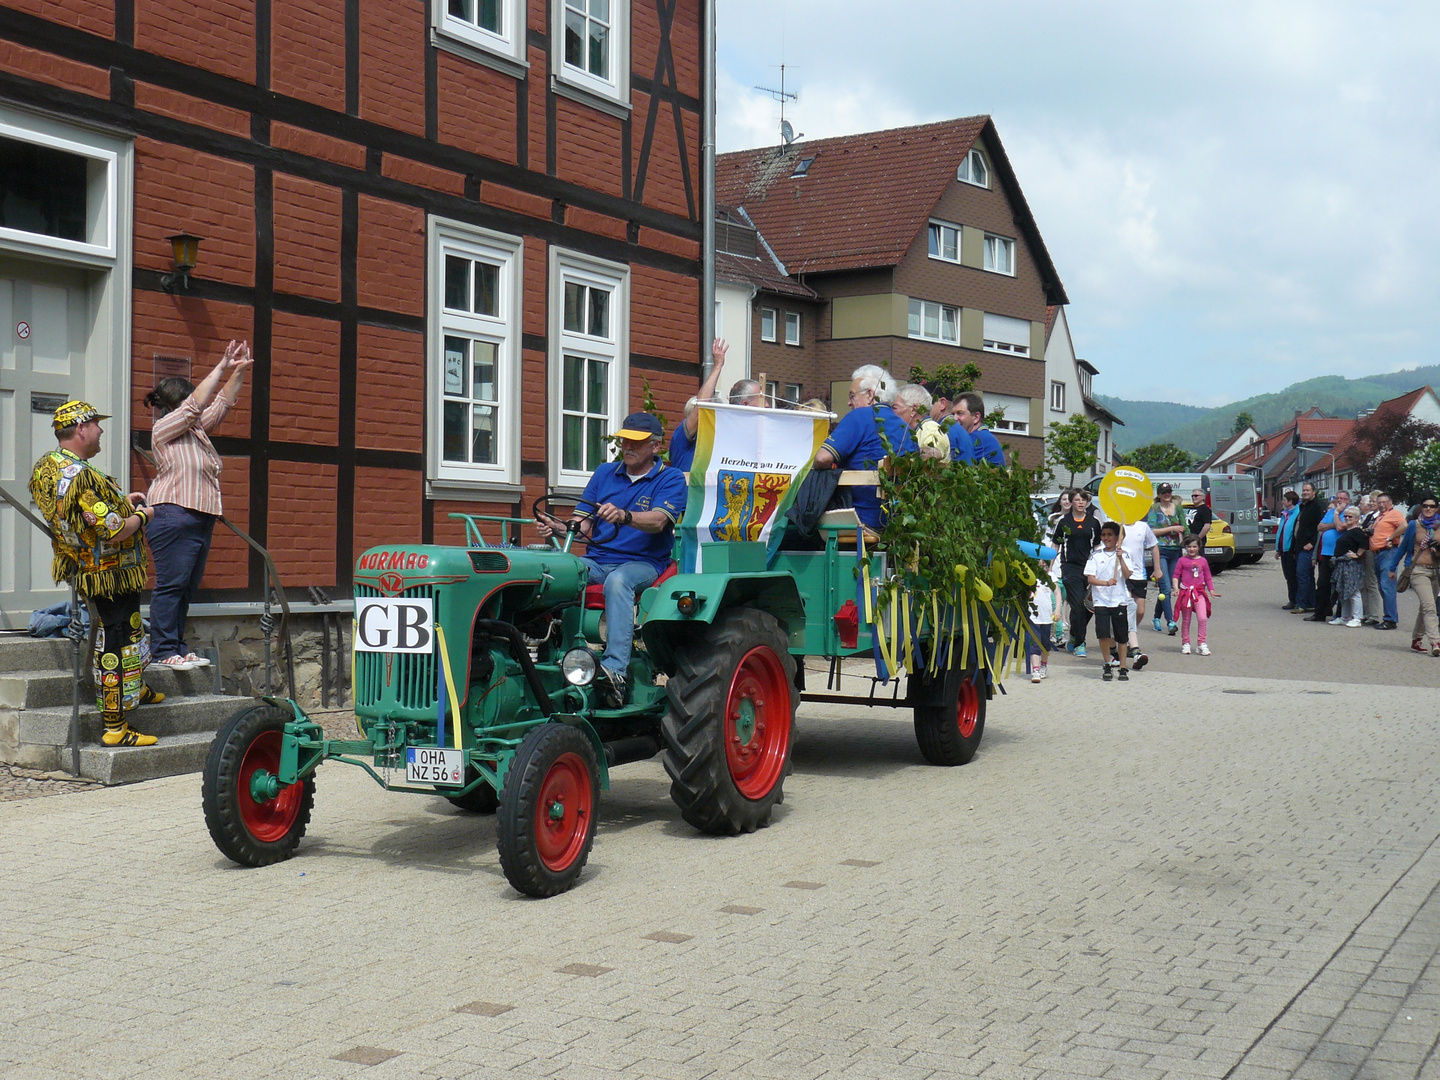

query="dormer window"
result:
[791,156,815,178]
[957,148,988,188]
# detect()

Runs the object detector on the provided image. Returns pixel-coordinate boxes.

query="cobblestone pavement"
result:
[0,764,99,802]
[2,573,1438,1079]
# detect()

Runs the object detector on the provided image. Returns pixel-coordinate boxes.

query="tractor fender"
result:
[542,713,611,791]
[639,571,805,671]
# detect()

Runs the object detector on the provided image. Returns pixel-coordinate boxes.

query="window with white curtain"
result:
[982,312,1030,357]
[927,220,960,263]
[909,298,959,344]
[983,233,1015,275]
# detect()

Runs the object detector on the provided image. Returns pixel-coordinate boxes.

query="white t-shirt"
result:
[1030,580,1055,624]
[1118,520,1158,581]
[1084,548,1131,608]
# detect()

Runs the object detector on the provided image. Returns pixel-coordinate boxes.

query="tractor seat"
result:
[584,562,679,610]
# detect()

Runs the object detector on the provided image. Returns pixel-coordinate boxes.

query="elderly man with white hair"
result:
[850,363,898,403]
[891,382,950,459]
[811,367,917,531]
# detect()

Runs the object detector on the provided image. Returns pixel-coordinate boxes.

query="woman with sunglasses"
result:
[1401,493,1440,656]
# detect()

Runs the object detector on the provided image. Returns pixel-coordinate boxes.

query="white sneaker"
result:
[1198,643,1211,656]
[1031,671,1042,683]
[1346,618,1362,627]
[1327,617,1344,625]
[1181,643,1192,655]
[184,652,212,668]
[151,655,198,671]
[1039,665,1048,680]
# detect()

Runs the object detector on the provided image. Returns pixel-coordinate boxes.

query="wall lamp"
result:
[161,232,203,292]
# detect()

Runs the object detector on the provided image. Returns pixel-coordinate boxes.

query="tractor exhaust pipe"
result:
[603,735,661,768]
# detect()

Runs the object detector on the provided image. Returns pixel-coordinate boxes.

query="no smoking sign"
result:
[16,321,29,340]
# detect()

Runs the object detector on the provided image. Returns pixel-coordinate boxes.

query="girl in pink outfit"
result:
[1172,536,1222,655]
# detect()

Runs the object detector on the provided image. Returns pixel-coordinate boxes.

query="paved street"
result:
[2,563,1438,1080]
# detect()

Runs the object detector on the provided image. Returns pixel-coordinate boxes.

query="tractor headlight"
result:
[561,648,598,686]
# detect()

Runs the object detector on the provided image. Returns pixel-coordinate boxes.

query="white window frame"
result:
[426,217,524,497]
[988,393,1031,436]
[783,311,801,346]
[926,220,961,264]
[957,148,989,188]
[1050,380,1066,412]
[0,118,118,266]
[907,298,959,346]
[548,246,629,493]
[431,0,527,74]
[759,307,776,342]
[552,0,631,113]
[982,312,1031,357]
[983,233,1016,276]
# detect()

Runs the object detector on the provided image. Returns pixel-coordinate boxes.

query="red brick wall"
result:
[356,326,425,453]
[632,265,698,362]
[436,51,518,164]
[356,195,424,314]
[269,312,340,445]
[131,293,255,441]
[7,0,112,36]
[135,0,256,83]
[271,0,347,111]
[134,140,255,288]
[273,174,342,302]
[354,467,424,554]
[203,460,252,589]
[554,96,624,198]
[358,0,426,136]
[268,460,338,586]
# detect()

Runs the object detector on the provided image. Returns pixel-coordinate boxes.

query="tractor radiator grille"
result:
[354,584,439,713]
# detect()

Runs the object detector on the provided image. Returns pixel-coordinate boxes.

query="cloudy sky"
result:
[715,1,1440,406]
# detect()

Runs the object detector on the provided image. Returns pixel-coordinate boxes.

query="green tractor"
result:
[202,498,992,897]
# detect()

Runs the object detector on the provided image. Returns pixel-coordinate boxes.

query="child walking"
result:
[1085,521,1132,681]
[1172,536,1221,655]
[1027,572,1058,683]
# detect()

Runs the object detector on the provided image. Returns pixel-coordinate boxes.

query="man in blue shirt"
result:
[536,412,686,705]
[951,391,1006,466]
[1308,489,1349,622]
[811,371,917,531]
[667,339,729,472]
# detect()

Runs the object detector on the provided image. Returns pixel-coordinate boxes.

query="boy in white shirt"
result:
[1085,521,1133,682]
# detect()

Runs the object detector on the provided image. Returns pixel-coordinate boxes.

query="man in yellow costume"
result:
[30,401,163,746]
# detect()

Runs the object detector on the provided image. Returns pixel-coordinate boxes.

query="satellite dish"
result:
[780,120,794,146]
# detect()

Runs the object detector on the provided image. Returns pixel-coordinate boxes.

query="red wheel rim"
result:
[956,678,979,739]
[724,646,792,800]
[238,730,304,843]
[534,751,593,872]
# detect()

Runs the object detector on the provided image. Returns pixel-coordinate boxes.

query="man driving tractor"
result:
[534,412,686,707]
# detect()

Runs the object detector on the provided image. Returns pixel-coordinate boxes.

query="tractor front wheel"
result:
[912,667,986,766]
[663,607,797,835]
[202,703,316,866]
[496,723,599,897]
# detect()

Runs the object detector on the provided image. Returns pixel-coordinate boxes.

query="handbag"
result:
[1397,564,1412,593]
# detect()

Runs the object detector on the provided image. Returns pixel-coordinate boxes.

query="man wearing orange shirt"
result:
[1370,492,1408,630]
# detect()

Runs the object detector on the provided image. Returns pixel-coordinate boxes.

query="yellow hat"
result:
[52,400,110,431]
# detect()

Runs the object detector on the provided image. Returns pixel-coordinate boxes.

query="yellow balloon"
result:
[1097,466,1155,525]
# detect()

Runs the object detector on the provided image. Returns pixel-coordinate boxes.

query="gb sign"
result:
[354,596,435,654]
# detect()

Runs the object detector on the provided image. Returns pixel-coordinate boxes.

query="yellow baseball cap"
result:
[52,400,110,431]
[612,412,663,440]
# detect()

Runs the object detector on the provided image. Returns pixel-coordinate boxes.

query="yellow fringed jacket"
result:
[29,448,149,598]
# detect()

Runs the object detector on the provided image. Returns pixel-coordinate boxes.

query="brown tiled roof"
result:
[717,117,1068,303]
[1045,304,1059,339]
[1293,417,1353,444]
[1314,386,1436,474]
[715,251,817,299]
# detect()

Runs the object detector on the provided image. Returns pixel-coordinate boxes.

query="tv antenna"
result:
[755,64,802,147]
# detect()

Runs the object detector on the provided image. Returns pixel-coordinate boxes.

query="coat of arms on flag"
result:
[678,403,831,572]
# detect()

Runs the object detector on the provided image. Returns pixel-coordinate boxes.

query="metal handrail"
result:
[0,481,91,777]
[131,439,296,701]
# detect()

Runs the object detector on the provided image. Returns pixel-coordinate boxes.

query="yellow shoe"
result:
[101,725,158,747]
[139,685,165,705]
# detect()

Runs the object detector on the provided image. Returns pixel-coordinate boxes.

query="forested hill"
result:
[1097,364,1440,455]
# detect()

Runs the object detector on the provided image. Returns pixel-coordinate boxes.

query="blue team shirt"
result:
[1319,508,1340,557]
[968,426,1006,466]
[947,419,975,463]
[668,424,696,472]
[577,460,688,572]
[820,404,917,529]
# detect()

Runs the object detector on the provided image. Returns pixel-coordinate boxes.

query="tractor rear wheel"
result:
[202,703,315,866]
[497,723,599,897]
[663,607,797,835]
[912,667,986,766]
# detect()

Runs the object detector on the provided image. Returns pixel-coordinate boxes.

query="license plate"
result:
[1205,547,1224,555]
[406,747,464,785]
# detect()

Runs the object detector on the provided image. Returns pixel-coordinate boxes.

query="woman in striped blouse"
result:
[144,340,253,671]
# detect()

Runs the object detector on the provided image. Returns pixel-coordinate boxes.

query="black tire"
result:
[911,665,986,766]
[662,607,797,835]
[202,703,316,867]
[497,723,600,897]
[446,779,500,814]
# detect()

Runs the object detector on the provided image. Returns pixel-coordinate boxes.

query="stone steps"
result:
[0,631,245,785]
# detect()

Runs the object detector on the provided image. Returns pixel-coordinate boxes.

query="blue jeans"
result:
[147,504,216,660]
[1296,549,1316,608]
[1376,547,1403,623]
[1156,550,1180,623]
[581,559,658,675]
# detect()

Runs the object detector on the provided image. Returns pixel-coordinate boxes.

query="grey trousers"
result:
[1362,550,1382,621]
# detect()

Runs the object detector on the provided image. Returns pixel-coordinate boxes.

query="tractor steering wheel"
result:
[531,494,619,551]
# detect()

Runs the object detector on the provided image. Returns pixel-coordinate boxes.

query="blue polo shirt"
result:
[947,419,975,463]
[668,424,696,472]
[968,426,1006,466]
[577,460,687,573]
[821,404,917,529]
[1319,508,1340,557]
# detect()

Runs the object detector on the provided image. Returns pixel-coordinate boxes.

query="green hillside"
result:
[1099,364,1440,456]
